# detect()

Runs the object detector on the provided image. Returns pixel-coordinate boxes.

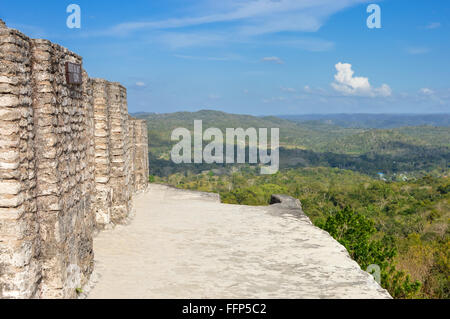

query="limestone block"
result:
[0,94,19,107]
[0,193,24,208]
[0,180,22,195]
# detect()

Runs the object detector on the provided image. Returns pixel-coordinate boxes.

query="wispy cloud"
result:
[262,96,287,103]
[156,32,227,49]
[424,22,441,29]
[82,0,370,48]
[261,56,284,64]
[7,23,48,38]
[419,88,434,95]
[417,88,448,105]
[106,0,370,36]
[208,94,221,100]
[272,37,335,52]
[78,0,350,52]
[406,47,431,55]
[129,81,149,90]
[281,87,297,93]
[173,54,240,61]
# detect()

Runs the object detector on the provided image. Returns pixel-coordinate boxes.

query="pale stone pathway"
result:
[86,184,391,299]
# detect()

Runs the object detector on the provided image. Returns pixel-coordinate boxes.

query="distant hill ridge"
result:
[134,110,450,149]
[135,110,449,177]
[279,113,450,128]
[132,110,450,128]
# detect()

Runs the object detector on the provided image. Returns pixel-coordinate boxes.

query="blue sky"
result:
[1,0,449,115]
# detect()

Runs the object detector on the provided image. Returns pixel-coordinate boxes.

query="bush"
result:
[320,207,421,298]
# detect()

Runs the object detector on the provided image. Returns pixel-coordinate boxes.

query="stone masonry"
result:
[0,20,149,299]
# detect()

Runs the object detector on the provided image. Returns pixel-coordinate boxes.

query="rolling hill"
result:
[280,113,450,129]
[135,110,450,177]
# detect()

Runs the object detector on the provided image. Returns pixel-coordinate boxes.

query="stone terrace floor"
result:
[86,184,391,299]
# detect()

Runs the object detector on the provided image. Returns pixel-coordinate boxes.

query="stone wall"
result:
[0,20,39,299]
[0,20,149,299]
[133,119,149,192]
[92,79,112,227]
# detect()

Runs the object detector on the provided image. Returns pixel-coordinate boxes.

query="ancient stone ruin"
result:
[0,20,149,298]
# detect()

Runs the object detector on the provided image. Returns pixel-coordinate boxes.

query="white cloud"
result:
[425,22,441,29]
[419,88,434,95]
[135,81,146,87]
[331,62,391,97]
[261,56,284,64]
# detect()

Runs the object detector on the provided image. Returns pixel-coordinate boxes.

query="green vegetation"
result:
[320,208,421,299]
[137,111,449,178]
[280,113,450,129]
[140,110,449,299]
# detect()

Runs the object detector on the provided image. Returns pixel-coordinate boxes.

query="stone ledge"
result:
[269,194,311,224]
[270,194,302,209]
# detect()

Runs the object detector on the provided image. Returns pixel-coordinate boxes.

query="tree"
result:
[320,207,421,298]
